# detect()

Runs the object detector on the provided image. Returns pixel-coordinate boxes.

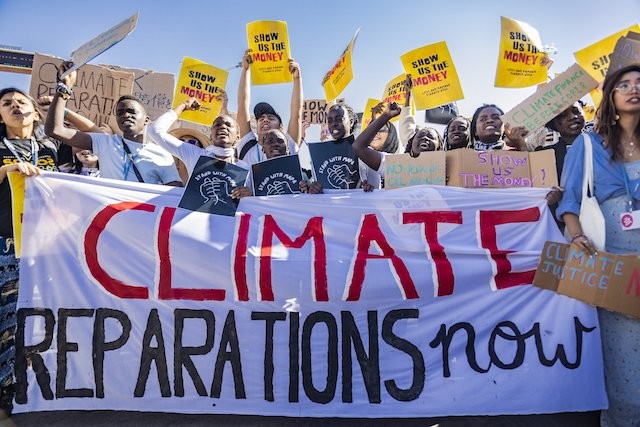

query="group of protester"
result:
[0,46,639,424]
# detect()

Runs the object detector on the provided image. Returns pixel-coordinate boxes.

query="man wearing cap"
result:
[236,49,303,166]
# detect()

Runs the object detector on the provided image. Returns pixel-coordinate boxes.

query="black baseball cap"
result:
[254,102,282,124]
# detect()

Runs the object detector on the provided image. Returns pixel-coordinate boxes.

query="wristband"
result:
[56,82,73,100]
[571,233,587,243]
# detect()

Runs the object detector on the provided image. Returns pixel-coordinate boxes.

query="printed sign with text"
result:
[495,16,547,88]
[247,20,292,85]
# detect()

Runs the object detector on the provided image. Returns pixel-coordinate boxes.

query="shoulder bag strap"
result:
[581,133,594,198]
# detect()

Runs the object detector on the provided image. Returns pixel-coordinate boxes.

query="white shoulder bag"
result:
[579,133,606,251]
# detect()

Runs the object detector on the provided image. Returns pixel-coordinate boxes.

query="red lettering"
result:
[84,202,154,299]
[259,216,327,301]
[403,211,463,296]
[478,207,540,290]
[627,268,640,297]
[157,207,226,300]
[346,214,417,301]
[233,214,252,301]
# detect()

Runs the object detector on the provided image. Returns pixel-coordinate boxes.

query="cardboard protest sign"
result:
[381,74,414,123]
[534,241,640,318]
[61,13,138,79]
[359,98,382,132]
[106,65,175,120]
[607,31,640,77]
[252,154,303,196]
[495,16,547,88]
[246,20,292,85]
[308,136,360,189]
[178,157,248,216]
[323,29,360,102]
[172,57,228,126]
[0,48,33,74]
[502,63,599,132]
[574,24,640,106]
[401,41,464,110]
[29,53,134,132]
[446,148,557,188]
[383,152,446,189]
[302,99,330,124]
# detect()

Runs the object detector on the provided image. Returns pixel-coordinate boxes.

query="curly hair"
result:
[594,64,640,161]
[442,116,472,150]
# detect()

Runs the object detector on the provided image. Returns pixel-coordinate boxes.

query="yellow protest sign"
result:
[246,20,292,85]
[172,57,228,126]
[323,29,360,102]
[400,41,464,110]
[7,172,25,258]
[575,24,640,81]
[495,16,547,88]
[381,74,415,123]
[359,98,381,132]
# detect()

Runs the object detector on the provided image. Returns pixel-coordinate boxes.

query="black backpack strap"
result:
[121,137,145,183]
[238,139,258,160]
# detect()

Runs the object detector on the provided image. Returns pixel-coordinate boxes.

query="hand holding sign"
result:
[57,60,77,89]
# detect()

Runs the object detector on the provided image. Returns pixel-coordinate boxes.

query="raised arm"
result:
[147,98,200,155]
[237,49,253,138]
[398,74,416,147]
[44,62,93,150]
[287,59,303,145]
[354,102,401,171]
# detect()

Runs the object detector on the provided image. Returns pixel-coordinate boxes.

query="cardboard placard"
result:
[502,63,599,132]
[302,99,330,124]
[105,65,175,120]
[62,13,138,78]
[29,53,134,132]
[0,48,33,74]
[178,157,248,217]
[607,31,640,77]
[383,152,446,189]
[308,136,360,189]
[446,148,557,188]
[534,241,640,318]
[252,154,303,196]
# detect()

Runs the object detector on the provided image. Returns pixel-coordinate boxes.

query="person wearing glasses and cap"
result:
[235,49,303,166]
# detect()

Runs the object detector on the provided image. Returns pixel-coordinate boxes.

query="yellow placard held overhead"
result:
[400,41,463,110]
[359,98,382,132]
[246,20,292,85]
[322,29,360,102]
[574,24,640,107]
[495,17,547,88]
[172,57,228,126]
[381,74,415,123]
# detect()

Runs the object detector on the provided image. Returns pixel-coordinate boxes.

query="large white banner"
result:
[15,173,607,416]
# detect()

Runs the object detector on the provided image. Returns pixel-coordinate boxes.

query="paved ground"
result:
[6,410,600,426]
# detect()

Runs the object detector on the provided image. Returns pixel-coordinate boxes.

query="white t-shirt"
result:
[236,131,298,166]
[90,133,180,184]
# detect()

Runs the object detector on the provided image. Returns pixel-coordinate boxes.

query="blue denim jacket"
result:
[557,131,640,220]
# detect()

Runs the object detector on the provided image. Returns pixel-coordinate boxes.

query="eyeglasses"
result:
[614,82,640,95]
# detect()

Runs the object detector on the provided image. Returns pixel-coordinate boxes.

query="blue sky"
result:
[1,0,639,132]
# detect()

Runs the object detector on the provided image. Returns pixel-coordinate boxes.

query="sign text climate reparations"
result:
[13,174,605,416]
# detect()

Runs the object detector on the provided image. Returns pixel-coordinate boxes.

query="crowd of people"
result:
[0,46,638,424]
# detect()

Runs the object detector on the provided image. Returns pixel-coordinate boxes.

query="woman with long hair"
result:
[558,64,640,425]
[0,87,60,416]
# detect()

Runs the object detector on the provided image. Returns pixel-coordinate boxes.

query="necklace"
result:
[626,140,638,157]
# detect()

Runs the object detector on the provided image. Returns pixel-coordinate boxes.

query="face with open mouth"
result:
[0,91,39,131]
[326,105,352,140]
[446,117,470,149]
[262,129,288,159]
[256,113,281,138]
[116,99,147,136]
[475,106,504,143]
[211,114,239,148]
[412,127,441,153]
[553,103,585,138]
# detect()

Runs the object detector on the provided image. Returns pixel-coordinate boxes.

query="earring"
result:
[612,112,620,125]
